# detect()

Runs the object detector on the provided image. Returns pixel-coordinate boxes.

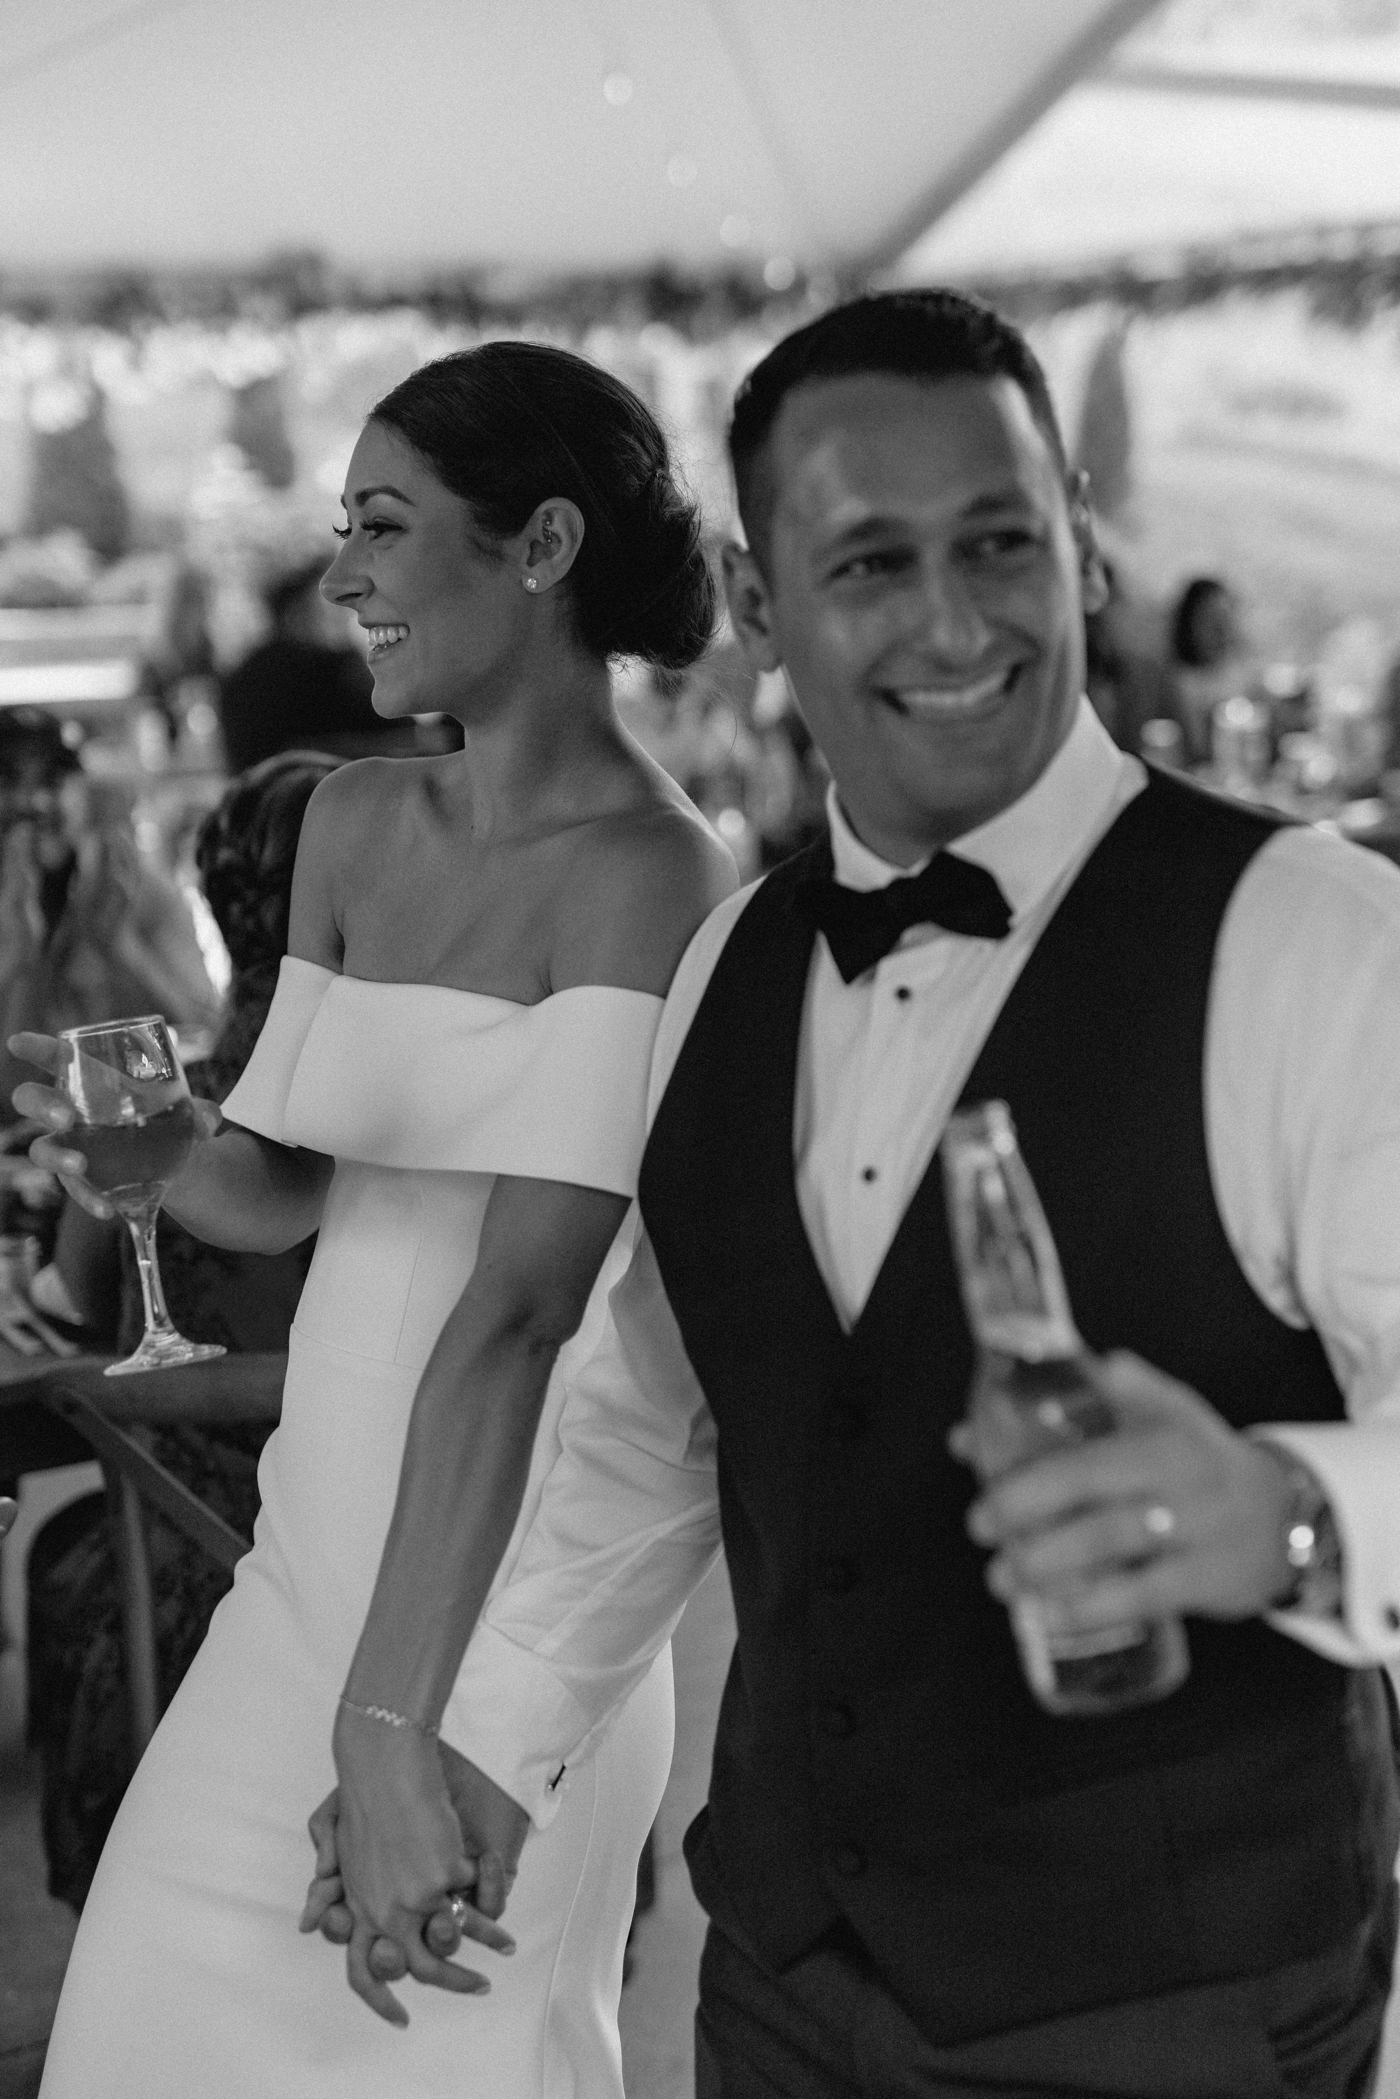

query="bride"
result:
[17,339,735,2096]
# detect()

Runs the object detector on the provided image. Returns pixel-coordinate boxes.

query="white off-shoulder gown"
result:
[40,959,674,2099]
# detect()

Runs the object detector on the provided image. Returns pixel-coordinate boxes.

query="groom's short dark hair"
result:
[728,288,1067,573]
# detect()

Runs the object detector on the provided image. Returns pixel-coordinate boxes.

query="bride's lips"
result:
[876,662,1022,721]
[363,623,409,662]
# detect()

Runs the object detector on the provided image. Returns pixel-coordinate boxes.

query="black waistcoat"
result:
[638,767,1399,2043]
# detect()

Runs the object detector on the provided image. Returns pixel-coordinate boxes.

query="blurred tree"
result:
[25,381,130,561]
[227,375,296,491]
[85,272,163,331]
[247,248,334,317]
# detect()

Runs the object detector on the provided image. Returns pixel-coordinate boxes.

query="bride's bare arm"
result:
[163,1122,333,1251]
[324,800,738,2020]
[326,1173,630,2019]
[340,1173,632,1735]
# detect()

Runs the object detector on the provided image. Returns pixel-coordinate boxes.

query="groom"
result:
[440,291,1400,2094]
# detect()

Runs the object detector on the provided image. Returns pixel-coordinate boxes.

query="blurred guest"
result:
[753,709,829,871]
[1083,558,1171,755]
[25,752,335,1911]
[219,561,459,770]
[1167,575,1250,765]
[615,662,713,790]
[0,711,219,1121]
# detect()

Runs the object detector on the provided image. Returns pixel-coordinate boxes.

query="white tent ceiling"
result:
[1,0,1159,279]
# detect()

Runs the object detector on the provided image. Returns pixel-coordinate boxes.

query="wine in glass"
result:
[57,1015,225,1377]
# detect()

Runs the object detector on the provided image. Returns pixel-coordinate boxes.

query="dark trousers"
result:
[695,1885,1398,2099]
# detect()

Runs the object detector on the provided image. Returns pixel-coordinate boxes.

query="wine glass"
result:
[57,1016,225,1378]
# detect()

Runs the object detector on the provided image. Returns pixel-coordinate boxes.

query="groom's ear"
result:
[721,541,783,675]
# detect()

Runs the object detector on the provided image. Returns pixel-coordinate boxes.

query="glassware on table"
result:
[1209,693,1272,798]
[57,1016,225,1378]
[941,1099,1189,1717]
[1137,717,1186,772]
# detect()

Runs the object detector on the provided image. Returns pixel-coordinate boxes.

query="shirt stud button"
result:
[828,1845,866,1879]
[895,985,912,1002]
[860,1166,877,1183]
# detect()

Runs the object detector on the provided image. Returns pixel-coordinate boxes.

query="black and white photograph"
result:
[3,3,1400,2095]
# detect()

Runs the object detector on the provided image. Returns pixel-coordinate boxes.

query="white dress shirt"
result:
[441,700,1400,1822]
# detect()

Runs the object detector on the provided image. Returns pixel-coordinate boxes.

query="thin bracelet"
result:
[338,1694,439,1739]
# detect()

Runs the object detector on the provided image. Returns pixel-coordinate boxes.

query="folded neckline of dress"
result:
[278,954,664,1013]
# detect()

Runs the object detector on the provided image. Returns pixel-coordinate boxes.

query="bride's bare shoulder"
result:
[287,758,426,964]
[299,756,437,860]
[553,792,739,996]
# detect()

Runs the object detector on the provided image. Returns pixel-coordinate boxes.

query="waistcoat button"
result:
[816,1557,858,1595]
[829,1846,866,1879]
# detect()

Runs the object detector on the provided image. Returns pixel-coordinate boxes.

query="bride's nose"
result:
[320,542,366,607]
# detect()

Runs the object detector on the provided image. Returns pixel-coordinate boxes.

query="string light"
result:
[602,71,633,105]
[763,256,797,292]
[667,154,698,188]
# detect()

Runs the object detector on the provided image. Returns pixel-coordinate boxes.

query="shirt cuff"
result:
[1254,1421,1400,1665]
[436,1625,592,1829]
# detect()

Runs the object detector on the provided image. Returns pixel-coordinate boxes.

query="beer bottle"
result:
[942,1100,1189,1716]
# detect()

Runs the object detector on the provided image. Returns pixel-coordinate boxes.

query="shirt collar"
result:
[826,697,1135,922]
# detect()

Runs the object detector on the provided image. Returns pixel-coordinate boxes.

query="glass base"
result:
[104,1332,227,1377]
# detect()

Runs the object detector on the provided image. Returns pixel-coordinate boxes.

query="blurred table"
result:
[1185,764,1400,866]
[0,1347,284,1758]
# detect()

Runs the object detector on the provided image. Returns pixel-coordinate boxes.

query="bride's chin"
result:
[369,685,420,721]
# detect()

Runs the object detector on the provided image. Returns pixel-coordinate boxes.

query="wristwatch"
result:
[1267,1449,1344,1619]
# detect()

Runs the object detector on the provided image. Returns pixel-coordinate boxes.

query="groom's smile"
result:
[723,368,1104,867]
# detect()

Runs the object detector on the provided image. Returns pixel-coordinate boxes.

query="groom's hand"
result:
[963,1349,1298,1631]
[301,1743,529,1961]
[435,1740,530,1930]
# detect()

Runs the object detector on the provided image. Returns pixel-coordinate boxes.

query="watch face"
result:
[1271,1455,1343,1619]
[1286,1517,1320,1571]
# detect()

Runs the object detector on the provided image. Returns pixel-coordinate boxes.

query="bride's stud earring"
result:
[523,576,539,592]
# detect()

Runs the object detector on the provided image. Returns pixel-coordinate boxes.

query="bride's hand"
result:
[8,1030,221,1219]
[301,1745,522,2017]
[318,1713,516,2026]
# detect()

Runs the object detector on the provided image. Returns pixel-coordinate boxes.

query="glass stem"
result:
[127,1212,176,1340]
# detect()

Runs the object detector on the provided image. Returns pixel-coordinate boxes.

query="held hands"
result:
[958,1350,1298,1639]
[300,1724,528,2027]
[7,1030,221,1219]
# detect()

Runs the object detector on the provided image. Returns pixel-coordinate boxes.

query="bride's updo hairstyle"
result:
[371,341,716,672]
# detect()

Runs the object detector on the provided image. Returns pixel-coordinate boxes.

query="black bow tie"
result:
[795,849,1012,982]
